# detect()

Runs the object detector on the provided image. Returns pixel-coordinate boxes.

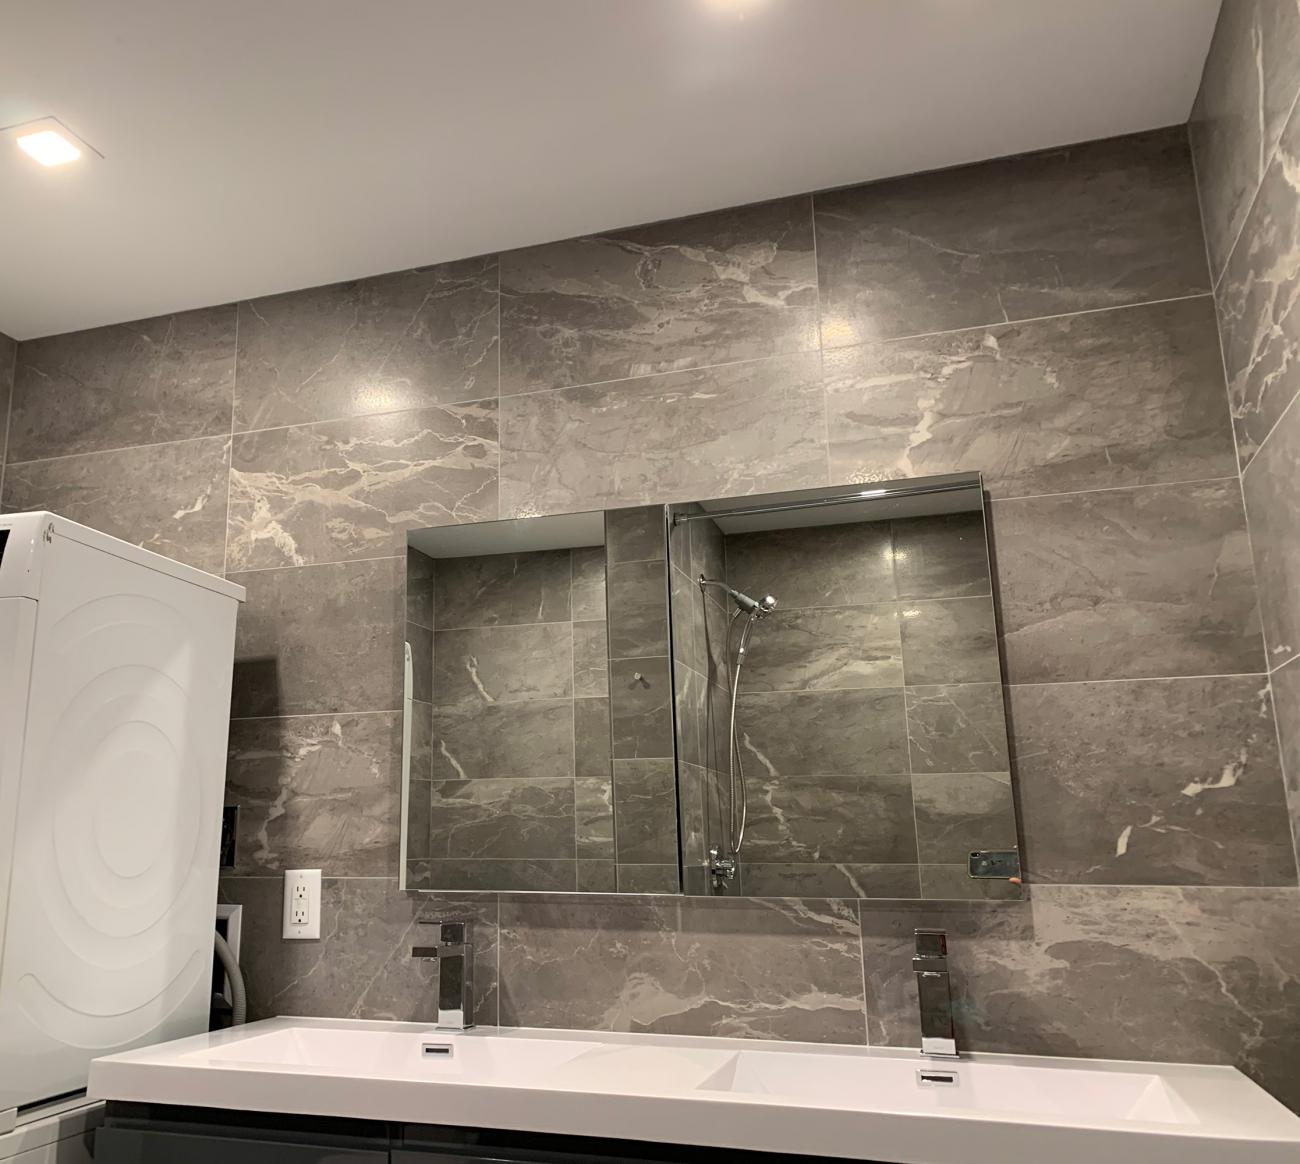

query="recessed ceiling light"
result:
[2,116,100,167]
[16,128,81,166]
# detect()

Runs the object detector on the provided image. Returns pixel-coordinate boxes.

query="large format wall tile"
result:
[434,549,571,629]
[499,352,825,517]
[2,435,230,574]
[1191,0,1300,281]
[725,523,895,608]
[824,297,1235,497]
[743,775,917,864]
[1217,104,1300,467]
[225,713,401,876]
[610,656,674,759]
[993,481,1264,682]
[612,759,678,865]
[911,771,1016,865]
[735,688,908,777]
[406,621,432,702]
[219,879,499,1026]
[432,700,574,781]
[899,597,999,685]
[498,896,866,1045]
[230,557,403,718]
[891,511,990,600]
[859,886,1300,1110]
[433,623,572,705]
[1243,396,1300,670]
[572,620,609,698]
[815,129,1208,347]
[428,778,576,860]
[606,559,669,658]
[406,547,435,627]
[606,505,665,565]
[1011,677,1294,886]
[574,696,612,779]
[235,259,499,431]
[228,403,498,570]
[741,863,921,899]
[10,306,236,461]
[741,606,902,692]
[905,683,1010,774]
[500,198,817,394]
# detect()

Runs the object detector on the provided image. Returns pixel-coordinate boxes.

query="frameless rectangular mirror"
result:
[667,473,1019,899]
[401,506,680,894]
[401,471,1022,899]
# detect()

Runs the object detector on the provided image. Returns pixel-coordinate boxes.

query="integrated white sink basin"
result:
[189,1024,604,1080]
[699,1047,1195,1124]
[89,1017,1300,1164]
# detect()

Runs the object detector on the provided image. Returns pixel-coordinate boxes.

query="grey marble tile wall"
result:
[6,119,1300,1106]
[1191,1,1300,884]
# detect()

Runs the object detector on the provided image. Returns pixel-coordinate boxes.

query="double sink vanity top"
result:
[88,1017,1300,1164]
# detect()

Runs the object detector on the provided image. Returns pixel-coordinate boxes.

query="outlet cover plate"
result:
[282,869,321,939]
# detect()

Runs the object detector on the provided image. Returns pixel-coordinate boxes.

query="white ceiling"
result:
[0,0,1221,340]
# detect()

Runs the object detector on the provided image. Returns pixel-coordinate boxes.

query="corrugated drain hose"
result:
[214,930,247,1026]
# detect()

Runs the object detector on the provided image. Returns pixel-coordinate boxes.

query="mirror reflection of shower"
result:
[697,575,776,889]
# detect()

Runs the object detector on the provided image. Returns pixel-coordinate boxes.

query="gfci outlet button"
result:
[282,869,321,939]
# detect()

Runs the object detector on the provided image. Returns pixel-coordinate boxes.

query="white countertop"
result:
[88,1018,1300,1164]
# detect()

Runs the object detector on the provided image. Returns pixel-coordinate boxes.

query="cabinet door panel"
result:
[96,1127,388,1164]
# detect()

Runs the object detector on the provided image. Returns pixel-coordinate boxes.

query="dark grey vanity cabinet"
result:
[96,1105,390,1163]
[96,1103,879,1163]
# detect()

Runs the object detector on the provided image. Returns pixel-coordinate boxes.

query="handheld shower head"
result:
[732,589,778,617]
[698,576,777,618]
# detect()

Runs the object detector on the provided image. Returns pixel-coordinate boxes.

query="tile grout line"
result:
[3,293,1221,476]
[5,429,233,471]
[1271,651,1300,678]
[230,708,401,722]
[1241,370,1300,477]
[226,553,404,577]
[990,475,1240,506]
[1186,122,1280,693]
[0,340,16,504]
[1006,671,1270,689]
[222,304,239,577]
[219,873,1300,892]
[485,296,1219,408]
[825,292,1217,354]
[810,190,834,494]
[856,899,872,1047]
[495,256,504,519]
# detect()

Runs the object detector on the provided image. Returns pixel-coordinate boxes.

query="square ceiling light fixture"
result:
[2,116,101,167]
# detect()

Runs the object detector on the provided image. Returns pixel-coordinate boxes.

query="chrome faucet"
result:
[412,919,475,1030]
[913,929,957,1058]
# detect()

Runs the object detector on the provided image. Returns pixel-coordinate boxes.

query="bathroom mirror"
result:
[401,472,1021,899]
[402,505,680,894]
[668,473,1018,899]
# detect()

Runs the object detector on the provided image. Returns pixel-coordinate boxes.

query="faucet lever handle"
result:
[914,928,948,958]
[439,919,470,946]
[419,917,473,947]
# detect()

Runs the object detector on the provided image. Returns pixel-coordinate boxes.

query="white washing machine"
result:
[0,513,244,1130]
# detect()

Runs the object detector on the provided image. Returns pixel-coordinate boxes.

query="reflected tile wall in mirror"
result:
[668,475,1020,900]
[402,507,681,894]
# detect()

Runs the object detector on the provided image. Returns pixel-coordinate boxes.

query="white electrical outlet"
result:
[282,869,321,939]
